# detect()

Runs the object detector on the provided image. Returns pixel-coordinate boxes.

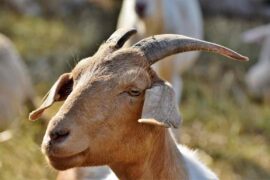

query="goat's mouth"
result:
[46,148,89,170]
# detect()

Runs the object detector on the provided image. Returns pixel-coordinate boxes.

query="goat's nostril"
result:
[49,129,70,143]
[135,3,146,17]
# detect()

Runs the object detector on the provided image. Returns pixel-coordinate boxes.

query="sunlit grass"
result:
[0,117,56,179]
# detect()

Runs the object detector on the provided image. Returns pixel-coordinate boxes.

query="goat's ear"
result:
[29,73,73,121]
[138,81,181,128]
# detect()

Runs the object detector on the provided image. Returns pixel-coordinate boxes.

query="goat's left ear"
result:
[29,73,73,121]
[138,81,181,128]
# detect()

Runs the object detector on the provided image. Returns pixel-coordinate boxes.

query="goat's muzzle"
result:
[42,126,89,170]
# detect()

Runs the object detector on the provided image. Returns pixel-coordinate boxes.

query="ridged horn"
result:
[106,28,137,49]
[132,34,249,65]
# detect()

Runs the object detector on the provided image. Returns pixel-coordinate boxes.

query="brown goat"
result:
[30,28,248,179]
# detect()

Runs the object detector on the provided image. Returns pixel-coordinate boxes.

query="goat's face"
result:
[43,54,154,170]
[29,28,248,170]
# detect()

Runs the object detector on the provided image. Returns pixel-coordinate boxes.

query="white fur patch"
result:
[178,145,218,180]
[103,169,118,180]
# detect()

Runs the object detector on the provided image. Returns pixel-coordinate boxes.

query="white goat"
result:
[0,33,34,137]
[242,25,270,99]
[117,0,203,101]
[30,29,248,180]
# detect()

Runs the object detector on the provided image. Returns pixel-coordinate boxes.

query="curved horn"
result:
[106,28,137,49]
[132,34,249,65]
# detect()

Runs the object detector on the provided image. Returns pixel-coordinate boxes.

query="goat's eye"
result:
[128,88,142,97]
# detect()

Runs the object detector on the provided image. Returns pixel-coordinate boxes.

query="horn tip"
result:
[244,56,249,61]
[230,54,249,62]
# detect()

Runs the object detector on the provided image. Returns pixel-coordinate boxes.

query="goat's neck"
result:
[110,129,189,180]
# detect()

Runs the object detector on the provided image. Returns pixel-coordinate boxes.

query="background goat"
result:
[117,0,203,101]
[0,33,35,141]
[242,25,270,100]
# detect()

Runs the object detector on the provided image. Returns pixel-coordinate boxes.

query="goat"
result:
[0,33,35,136]
[30,28,248,180]
[117,0,203,101]
[242,25,270,100]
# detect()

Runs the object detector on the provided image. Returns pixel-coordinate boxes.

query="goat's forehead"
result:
[71,57,105,79]
[70,49,148,87]
[73,54,144,75]
[71,59,151,90]
[72,58,92,78]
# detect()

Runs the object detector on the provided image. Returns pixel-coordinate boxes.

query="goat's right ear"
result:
[29,73,73,121]
[138,81,181,128]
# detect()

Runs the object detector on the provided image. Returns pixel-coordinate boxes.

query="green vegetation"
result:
[0,8,269,180]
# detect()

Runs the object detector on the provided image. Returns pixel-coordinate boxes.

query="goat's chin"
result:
[46,148,89,170]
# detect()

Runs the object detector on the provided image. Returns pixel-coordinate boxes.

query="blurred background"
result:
[0,0,270,179]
